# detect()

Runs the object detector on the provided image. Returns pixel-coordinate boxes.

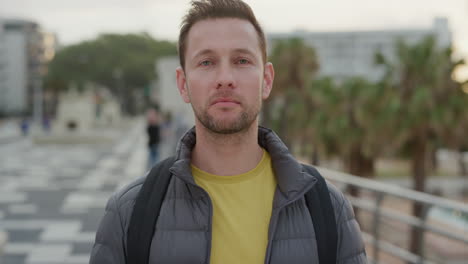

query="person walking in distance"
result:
[146,106,161,168]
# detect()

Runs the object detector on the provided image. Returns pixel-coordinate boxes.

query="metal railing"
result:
[317,166,468,264]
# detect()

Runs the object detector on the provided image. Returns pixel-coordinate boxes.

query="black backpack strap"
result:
[303,165,338,264]
[126,156,176,264]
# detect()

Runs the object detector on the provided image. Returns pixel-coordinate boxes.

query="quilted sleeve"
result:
[328,184,368,264]
[89,194,126,264]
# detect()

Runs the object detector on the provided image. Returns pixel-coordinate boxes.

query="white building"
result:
[268,17,451,82]
[0,19,56,116]
[1,19,38,115]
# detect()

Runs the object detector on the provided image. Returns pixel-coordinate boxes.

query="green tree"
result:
[45,33,177,114]
[265,38,319,152]
[376,35,467,256]
[453,82,468,176]
[310,77,399,179]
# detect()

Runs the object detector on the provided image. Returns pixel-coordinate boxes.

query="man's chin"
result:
[208,122,247,135]
[203,117,255,135]
[195,109,258,135]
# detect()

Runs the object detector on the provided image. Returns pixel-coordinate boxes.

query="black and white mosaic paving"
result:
[0,121,150,264]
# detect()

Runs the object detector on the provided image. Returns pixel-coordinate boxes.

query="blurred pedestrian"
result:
[42,115,51,133]
[146,106,161,169]
[20,118,29,136]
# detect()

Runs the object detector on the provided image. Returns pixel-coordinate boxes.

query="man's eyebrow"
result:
[191,48,257,60]
[232,48,256,57]
[192,49,214,60]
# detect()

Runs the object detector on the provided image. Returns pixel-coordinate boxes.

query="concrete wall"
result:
[55,90,95,133]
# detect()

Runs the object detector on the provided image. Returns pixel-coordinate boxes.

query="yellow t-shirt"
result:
[192,150,277,264]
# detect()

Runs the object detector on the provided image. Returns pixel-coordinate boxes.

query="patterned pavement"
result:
[0,119,150,264]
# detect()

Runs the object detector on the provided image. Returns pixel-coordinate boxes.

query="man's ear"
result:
[262,62,275,100]
[176,67,190,103]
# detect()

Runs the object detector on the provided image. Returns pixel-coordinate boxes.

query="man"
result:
[90,0,367,263]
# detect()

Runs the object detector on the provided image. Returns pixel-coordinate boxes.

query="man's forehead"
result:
[185,18,261,57]
[189,17,256,34]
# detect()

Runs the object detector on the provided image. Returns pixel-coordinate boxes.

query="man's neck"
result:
[191,122,264,176]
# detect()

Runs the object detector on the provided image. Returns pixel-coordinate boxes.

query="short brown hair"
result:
[178,0,267,70]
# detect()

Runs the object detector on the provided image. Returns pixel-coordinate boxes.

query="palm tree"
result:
[303,76,398,222]
[375,35,467,256]
[310,76,398,179]
[265,38,319,152]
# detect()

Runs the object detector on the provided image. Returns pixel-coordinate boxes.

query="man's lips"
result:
[211,98,241,106]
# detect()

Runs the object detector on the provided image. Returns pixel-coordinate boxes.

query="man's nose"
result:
[216,63,236,89]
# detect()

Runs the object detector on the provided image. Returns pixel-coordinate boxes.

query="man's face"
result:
[176,18,274,134]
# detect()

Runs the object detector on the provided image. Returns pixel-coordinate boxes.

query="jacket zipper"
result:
[204,189,213,264]
[187,182,214,264]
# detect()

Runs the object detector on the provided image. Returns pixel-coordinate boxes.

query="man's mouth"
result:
[211,98,241,106]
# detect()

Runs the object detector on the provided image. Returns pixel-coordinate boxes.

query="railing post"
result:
[0,230,7,261]
[417,204,431,264]
[372,192,385,264]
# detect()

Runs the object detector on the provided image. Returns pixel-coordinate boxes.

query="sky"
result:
[2,0,468,79]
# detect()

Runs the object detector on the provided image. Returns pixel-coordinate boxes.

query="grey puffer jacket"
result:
[90,127,367,264]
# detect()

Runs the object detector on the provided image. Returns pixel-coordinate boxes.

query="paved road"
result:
[0,119,153,264]
[0,120,23,145]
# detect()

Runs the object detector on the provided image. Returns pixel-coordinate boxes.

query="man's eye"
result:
[238,59,249,64]
[200,60,212,66]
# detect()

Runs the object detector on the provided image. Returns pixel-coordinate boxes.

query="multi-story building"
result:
[268,17,451,82]
[1,19,39,115]
[0,19,57,116]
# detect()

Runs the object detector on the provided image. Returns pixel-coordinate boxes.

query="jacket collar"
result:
[169,126,317,205]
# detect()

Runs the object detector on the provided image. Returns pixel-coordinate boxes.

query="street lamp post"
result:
[33,76,43,129]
